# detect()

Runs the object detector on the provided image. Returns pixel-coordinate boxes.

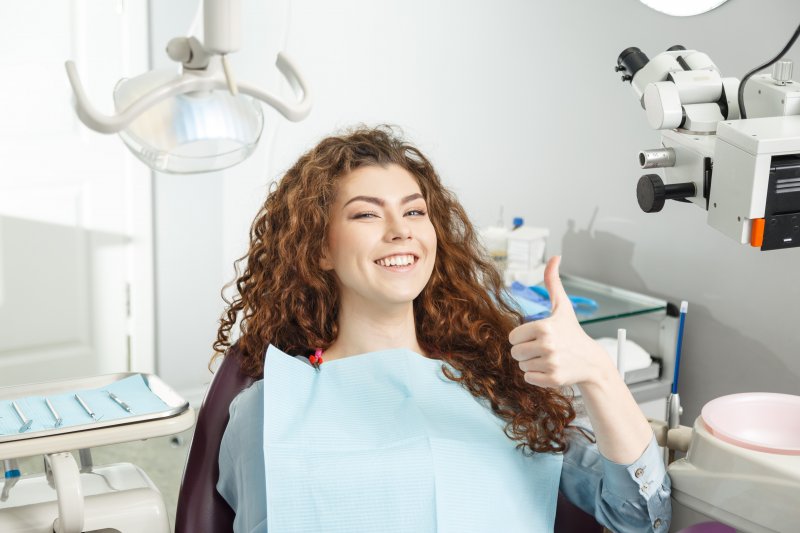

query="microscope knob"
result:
[637,174,698,213]
[637,174,666,213]
[771,60,793,85]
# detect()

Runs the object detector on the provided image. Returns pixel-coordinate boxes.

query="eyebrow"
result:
[343,193,424,208]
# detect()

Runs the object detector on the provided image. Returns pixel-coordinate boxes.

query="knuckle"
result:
[508,328,520,345]
[510,344,525,360]
[509,322,533,345]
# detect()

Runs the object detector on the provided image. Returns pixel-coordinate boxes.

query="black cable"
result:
[738,22,800,119]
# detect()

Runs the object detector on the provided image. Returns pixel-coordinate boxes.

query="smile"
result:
[374,254,419,268]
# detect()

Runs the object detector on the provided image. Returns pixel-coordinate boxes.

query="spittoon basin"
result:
[701,392,800,455]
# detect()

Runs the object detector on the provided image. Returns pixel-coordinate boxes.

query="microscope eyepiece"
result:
[617,47,650,81]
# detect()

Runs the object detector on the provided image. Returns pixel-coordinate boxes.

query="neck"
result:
[324,296,423,361]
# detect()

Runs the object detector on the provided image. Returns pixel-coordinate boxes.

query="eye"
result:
[405,209,427,217]
[352,211,379,219]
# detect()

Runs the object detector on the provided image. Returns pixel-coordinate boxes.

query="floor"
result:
[11,426,195,532]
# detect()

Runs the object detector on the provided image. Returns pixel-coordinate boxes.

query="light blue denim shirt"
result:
[218,378,671,533]
[560,417,671,532]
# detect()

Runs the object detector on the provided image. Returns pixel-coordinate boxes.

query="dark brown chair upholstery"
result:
[175,344,602,533]
[555,493,604,533]
[176,344,254,533]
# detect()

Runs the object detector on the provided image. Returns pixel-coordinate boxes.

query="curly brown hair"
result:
[213,125,575,453]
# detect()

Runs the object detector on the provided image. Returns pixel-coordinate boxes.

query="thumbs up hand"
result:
[508,256,612,388]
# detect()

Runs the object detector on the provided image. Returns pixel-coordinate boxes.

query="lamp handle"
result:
[65,61,205,134]
[238,52,313,122]
[65,51,311,134]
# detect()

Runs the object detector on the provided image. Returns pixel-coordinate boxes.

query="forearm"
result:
[576,357,653,464]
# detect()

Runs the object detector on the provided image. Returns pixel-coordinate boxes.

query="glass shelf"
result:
[535,274,668,325]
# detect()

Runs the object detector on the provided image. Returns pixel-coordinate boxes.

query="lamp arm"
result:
[238,52,312,122]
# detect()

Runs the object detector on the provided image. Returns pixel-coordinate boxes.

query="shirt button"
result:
[634,467,644,478]
[654,518,662,528]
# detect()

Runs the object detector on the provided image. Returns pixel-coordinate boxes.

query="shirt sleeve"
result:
[217,380,269,533]
[559,417,672,532]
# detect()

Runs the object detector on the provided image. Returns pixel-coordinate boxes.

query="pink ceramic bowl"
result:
[701,392,800,455]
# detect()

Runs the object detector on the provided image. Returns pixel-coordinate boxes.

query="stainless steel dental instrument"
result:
[74,394,98,421]
[107,391,132,413]
[45,397,63,428]
[11,401,32,433]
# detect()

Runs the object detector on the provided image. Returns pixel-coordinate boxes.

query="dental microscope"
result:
[616,37,800,251]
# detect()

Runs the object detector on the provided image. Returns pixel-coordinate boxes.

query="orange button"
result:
[750,218,765,247]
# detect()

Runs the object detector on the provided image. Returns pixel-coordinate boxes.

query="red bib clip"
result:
[308,348,324,370]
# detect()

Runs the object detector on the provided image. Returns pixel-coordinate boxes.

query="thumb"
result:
[544,256,572,315]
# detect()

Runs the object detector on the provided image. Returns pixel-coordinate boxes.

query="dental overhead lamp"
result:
[65,0,312,174]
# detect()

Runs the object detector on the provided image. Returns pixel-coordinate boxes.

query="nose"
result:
[385,215,412,241]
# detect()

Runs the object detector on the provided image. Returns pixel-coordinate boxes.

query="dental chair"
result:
[175,344,602,533]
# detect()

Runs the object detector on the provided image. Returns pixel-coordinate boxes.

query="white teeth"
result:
[377,254,415,267]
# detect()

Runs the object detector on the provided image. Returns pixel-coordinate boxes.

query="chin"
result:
[382,288,425,306]
[385,294,421,305]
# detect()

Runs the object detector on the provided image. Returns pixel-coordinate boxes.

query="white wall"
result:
[151,0,800,415]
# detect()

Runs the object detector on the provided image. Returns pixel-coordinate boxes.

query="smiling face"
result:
[321,164,437,311]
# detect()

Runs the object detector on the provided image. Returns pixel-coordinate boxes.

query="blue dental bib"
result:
[263,344,563,532]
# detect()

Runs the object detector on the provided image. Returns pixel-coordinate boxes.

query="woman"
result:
[214,125,671,532]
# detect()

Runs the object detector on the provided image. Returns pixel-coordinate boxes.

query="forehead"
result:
[335,164,422,202]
